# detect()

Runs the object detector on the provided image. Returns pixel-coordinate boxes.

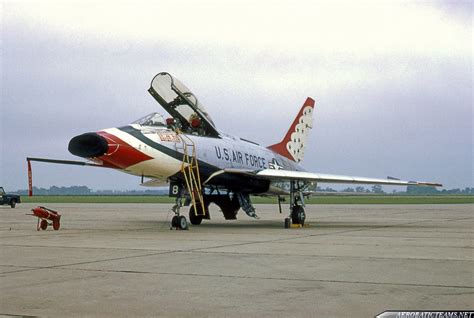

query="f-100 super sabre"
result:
[27,72,442,229]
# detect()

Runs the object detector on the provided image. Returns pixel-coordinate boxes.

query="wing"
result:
[27,157,104,167]
[204,168,442,187]
[26,157,169,194]
[26,157,107,197]
[148,72,220,137]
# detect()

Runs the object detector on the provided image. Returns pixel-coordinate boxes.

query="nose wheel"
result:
[170,193,190,230]
[171,215,189,230]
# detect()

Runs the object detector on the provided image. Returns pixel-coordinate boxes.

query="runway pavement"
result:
[1,203,473,317]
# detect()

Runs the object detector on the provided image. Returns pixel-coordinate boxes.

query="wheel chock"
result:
[287,223,310,229]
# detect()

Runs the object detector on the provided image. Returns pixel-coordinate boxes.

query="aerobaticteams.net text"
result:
[376,311,474,318]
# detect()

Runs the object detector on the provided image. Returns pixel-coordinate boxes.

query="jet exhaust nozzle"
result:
[68,133,108,158]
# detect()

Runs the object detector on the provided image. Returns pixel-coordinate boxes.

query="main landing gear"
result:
[284,180,307,228]
[189,202,209,225]
[291,204,306,225]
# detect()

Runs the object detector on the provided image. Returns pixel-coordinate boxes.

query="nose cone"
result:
[68,133,108,158]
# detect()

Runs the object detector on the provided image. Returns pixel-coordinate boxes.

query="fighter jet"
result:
[27,72,442,229]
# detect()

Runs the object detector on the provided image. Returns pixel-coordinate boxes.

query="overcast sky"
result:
[1,0,472,191]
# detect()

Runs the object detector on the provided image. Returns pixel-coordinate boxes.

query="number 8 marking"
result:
[172,185,179,195]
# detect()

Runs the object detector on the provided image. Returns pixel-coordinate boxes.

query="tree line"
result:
[16,186,167,196]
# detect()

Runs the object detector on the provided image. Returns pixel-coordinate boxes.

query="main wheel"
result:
[178,215,188,230]
[291,205,306,225]
[40,219,48,230]
[10,200,16,208]
[189,206,203,225]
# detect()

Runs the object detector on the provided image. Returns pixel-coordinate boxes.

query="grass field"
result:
[19,195,474,204]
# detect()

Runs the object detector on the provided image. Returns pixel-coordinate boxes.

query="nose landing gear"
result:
[171,215,188,230]
[170,184,207,230]
[170,194,190,230]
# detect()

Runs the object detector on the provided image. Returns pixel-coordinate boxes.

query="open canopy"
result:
[148,72,219,137]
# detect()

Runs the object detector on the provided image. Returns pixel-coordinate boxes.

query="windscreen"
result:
[132,112,166,127]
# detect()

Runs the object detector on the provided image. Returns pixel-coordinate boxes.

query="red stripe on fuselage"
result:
[96,131,153,169]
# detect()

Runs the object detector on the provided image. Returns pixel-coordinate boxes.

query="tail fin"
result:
[267,97,315,163]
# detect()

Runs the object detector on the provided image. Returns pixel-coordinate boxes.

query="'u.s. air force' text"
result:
[215,146,266,168]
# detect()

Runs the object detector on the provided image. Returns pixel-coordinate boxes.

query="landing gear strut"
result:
[170,188,190,230]
[284,180,308,228]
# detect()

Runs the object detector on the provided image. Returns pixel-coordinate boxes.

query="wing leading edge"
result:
[204,168,442,187]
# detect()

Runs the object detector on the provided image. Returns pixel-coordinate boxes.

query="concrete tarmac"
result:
[0,203,473,317]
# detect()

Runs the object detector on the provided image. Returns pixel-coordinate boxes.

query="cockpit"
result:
[132,112,166,127]
[148,72,220,137]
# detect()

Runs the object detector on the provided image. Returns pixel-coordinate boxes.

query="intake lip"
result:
[68,133,108,158]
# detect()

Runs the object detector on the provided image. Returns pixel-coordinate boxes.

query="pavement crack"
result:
[43,266,474,290]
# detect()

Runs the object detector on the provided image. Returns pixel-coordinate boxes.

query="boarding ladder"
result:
[175,132,206,217]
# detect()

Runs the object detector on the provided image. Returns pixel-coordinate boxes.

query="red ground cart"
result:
[29,206,61,231]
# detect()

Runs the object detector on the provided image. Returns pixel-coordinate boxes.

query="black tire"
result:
[284,217,291,229]
[189,206,203,225]
[171,215,179,228]
[291,205,306,225]
[10,200,16,208]
[178,215,188,230]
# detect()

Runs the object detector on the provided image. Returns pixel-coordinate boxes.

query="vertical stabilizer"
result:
[267,97,315,162]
